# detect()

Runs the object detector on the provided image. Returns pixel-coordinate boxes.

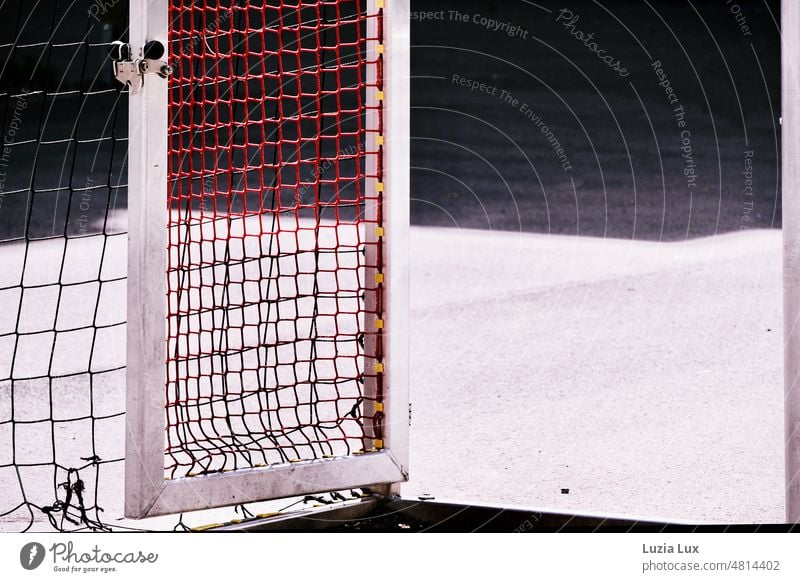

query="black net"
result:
[0,0,128,532]
[0,0,383,532]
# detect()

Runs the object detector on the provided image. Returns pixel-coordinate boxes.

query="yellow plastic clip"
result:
[375,319,384,329]
[191,523,225,532]
[376,90,385,101]
[375,272,384,284]
[376,182,385,193]
[374,362,385,373]
[376,0,384,9]
[375,226,385,238]
[376,44,385,55]
[373,440,384,449]
[375,402,384,412]
[376,135,384,146]
[256,512,281,519]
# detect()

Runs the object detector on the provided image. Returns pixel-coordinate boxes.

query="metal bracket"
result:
[110,40,172,94]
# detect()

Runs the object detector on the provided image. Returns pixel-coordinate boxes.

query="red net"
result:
[165,0,383,479]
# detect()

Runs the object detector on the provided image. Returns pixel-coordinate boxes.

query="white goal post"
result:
[784,0,800,525]
[125,0,409,519]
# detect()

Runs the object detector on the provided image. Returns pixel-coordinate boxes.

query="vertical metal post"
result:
[125,0,170,519]
[783,0,800,524]
[383,0,411,494]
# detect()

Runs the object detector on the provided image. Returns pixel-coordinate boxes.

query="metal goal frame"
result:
[124,0,409,519]
[784,0,800,525]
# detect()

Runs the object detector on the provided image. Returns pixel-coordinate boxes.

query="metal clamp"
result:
[110,40,172,94]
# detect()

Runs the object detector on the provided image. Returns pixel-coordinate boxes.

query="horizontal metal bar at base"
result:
[132,452,405,518]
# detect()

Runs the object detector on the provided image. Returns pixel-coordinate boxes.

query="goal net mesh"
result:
[0,0,384,531]
[0,0,129,532]
[165,0,384,478]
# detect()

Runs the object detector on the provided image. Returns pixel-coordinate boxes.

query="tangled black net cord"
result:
[40,464,159,533]
[40,468,111,532]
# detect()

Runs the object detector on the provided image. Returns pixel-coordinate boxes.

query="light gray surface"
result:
[0,225,784,528]
[404,226,783,523]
